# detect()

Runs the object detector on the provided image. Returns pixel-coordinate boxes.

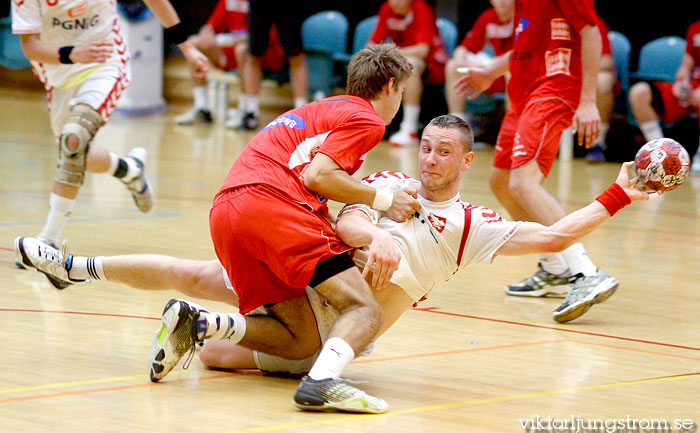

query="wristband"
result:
[164,22,188,45]
[58,46,74,64]
[371,188,393,211]
[595,182,631,216]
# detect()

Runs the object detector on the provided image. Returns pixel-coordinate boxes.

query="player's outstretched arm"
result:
[19,34,113,64]
[453,51,510,99]
[142,0,209,78]
[496,162,657,256]
[335,209,401,290]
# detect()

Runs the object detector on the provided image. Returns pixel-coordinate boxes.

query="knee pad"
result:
[55,104,104,187]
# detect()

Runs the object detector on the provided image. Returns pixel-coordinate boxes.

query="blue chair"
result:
[608,30,631,93]
[0,16,31,69]
[633,36,686,83]
[352,15,378,54]
[302,10,349,98]
[436,17,458,57]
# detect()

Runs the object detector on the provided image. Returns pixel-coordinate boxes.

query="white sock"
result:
[594,122,609,148]
[196,312,246,343]
[38,193,76,245]
[237,94,249,112]
[294,96,307,109]
[559,243,597,277]
[193,85,208,110]
[245,94,259,115]
[639,120,663,142]
[107,152,120,175]
[68,256,105,281]
[307,337,355,380]
[538,253,569,276]
[400,104,420,133]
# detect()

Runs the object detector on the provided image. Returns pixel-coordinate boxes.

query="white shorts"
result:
[48,63,130,136]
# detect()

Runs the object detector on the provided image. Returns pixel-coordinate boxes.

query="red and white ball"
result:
[634,138,690,192]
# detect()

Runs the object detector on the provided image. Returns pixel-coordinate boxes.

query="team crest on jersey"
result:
[428,214,446,233]
[262,113,306,131]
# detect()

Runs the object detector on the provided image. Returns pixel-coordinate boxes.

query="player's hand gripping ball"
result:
[633,138,690,192]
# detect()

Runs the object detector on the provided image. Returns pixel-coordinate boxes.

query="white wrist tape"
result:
[371,188,393,211]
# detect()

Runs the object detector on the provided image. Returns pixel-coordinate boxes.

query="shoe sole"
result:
[505,284,569,297]
[14,237,71,290]
[148,299,198,382]
[552,279,619,323]
[293,395,387,414]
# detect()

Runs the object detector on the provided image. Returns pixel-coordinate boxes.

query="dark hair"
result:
[346,43,413,100]
[426,115,475,152]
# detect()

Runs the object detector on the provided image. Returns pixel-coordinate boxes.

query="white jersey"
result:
[12,0,129,89]
[341,171,523,302]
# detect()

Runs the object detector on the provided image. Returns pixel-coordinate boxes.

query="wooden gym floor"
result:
[1,87,699,432]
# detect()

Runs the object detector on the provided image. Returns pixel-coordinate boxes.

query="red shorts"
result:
[494,98,574,177]
[423,62,446,85]
[209,184,351,314]
[652,81,699,125]
[217,41,286,72]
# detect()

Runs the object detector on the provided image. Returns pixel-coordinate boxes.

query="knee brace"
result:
[55,104,104,187]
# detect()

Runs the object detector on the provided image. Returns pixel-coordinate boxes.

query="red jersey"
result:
[217,96,386,212]
[370,0,449,67]
[508,0,598,111]
[685,20,700,89]
[207,0,248,34]
[460,8,513,56]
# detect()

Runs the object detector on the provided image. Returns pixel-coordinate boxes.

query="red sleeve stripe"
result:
[456,204,474,267]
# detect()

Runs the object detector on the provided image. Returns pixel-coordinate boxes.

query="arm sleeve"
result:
[461,11,488,53]
[316,113,385,175]
[556,0,597,33]
[461,206,523,266]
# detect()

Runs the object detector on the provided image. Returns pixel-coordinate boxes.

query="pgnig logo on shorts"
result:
[52,15,100,30]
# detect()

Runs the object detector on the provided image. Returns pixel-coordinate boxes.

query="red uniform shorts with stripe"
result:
[493,98,574,177]
[209,184,352,314]
[651,81,699,125]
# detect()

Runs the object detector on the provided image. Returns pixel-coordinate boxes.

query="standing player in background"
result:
[444,0,514,122]
[454,0,615,322]
[172,0,285,126]
[11,0,208,283]
[585,15,616,162]
[369,0,449,147]
[628,18,700,171]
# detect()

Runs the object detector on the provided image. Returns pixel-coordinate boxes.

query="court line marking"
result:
[221,372,700,433]
[414,307,700,352]
[0,340,563,398]
[0,308,160,321]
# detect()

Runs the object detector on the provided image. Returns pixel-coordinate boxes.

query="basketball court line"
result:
[219,372,700,433]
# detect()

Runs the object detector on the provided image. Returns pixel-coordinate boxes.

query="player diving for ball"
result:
[15,115,657,410]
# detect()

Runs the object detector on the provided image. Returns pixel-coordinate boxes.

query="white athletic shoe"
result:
[294,375,389,414]
[14,236,83,289]
[123,148,154,213]
[174,107,213,125]
[388,129,419,147]
[552,269,619,323]
[148,299,209,382]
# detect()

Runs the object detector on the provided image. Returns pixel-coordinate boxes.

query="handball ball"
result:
[634,138,690,192]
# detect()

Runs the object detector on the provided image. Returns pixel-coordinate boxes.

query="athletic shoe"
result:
[226,111,259,130]
[14,235,55,270]
[505,263,571,297]
[14,236,81,289]
[174,107,213,125]
[123,148,154,213]
[552,269,619,323]
[388,129,419,147]
[585,145,605,163]
[293,375,388,414]
[148,299,207,382]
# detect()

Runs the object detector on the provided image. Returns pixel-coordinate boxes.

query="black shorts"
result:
[248,1,304,57]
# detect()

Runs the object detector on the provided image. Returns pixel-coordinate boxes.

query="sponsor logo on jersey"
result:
[514,17,529,40]
[14,0,24,7]
[428,214,447,233]
[52,15,100,30]
[480,209,503,223]
[544,47,572,76]
[550,18,571,40]
[68,1,87,18]
[262,113,306,131]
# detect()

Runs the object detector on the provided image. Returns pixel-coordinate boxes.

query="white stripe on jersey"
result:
[287,131,331,170]
[346,171,523,302]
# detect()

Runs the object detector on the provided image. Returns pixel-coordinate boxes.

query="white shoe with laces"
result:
[122,148,154,213]
[388,129,419,147]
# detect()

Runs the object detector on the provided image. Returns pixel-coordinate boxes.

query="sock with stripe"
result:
[196,312,246,343]
[68,256,105,281]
